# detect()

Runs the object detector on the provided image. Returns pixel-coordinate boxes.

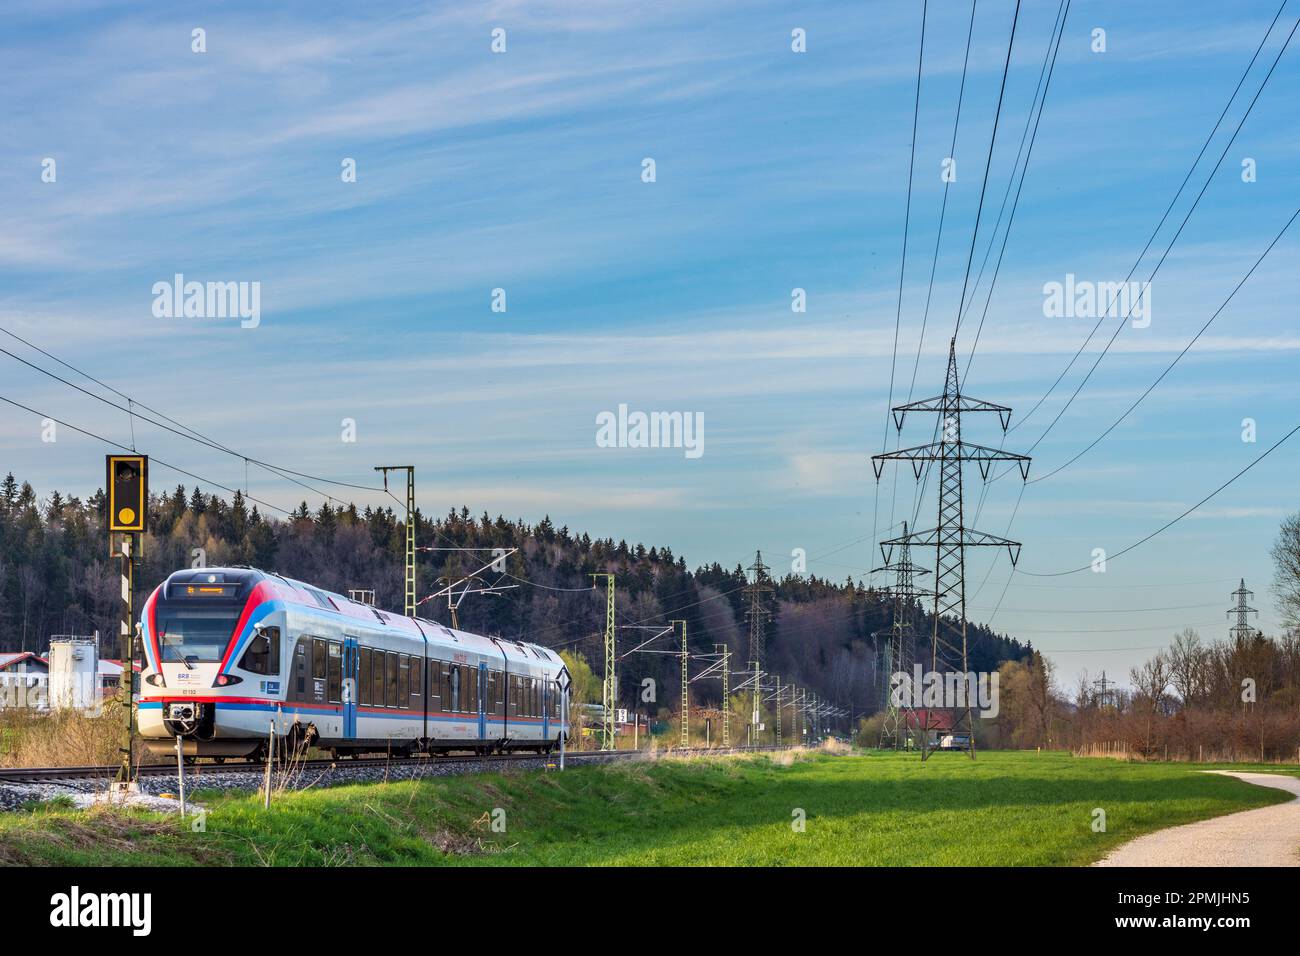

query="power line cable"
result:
[952,0,1022,338]
[1006,2,1293,435]
[1016,420,1300,578]
[0,392,294,516]
[1028,203,1300,484]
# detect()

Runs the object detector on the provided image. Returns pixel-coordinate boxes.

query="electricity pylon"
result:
[1228,579,1259,641]
[872,520,931,750]
[591,574,616,750]
[743,551,772,669]
[872,338,1030,760]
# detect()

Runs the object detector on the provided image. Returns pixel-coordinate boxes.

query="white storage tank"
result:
[47,635,99,713]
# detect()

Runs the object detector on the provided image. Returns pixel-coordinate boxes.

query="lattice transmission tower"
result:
[1228,579,1259,641]
[872,338,1031,760]
[743,551,772,740]
[743,551,772,667]
[872,520,931,750]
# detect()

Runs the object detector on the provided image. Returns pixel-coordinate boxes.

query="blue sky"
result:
[1,0,1297,690]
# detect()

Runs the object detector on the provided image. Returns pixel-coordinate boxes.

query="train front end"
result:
[137,568,286,758]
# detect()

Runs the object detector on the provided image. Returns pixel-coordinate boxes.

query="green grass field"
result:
[1,750,1295,866]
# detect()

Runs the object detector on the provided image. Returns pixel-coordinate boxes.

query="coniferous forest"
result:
[0,473,1031,718]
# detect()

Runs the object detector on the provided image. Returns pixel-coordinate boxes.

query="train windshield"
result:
[155,610,241,665]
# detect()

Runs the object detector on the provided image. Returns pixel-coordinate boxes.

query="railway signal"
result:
[106,454,147,532]
[106,454,147,784]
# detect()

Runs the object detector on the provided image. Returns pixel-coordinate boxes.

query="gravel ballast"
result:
[0,750,645,812]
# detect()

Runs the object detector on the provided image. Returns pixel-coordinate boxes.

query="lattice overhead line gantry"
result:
[670,619,691,747]
[374,465,416,616]
[590,573,617,750]
[872,338,1031,761]
[688,643,733,747]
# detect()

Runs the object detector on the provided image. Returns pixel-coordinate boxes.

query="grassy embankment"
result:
[1,749,1294,866]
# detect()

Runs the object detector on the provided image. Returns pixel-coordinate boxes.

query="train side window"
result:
[429,662,442,712]
[294,644,306,696]
[467,665,477,713]
[327,642,342,704]
[398,655,410,709]
[371,649,385,707]
[312,639,327,681]
[449,666,460,712]
[411,658,423,708]
[359,648,371,706]
[385,652,399,708]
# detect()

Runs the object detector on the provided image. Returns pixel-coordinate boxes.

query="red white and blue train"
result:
[137,567,569,759]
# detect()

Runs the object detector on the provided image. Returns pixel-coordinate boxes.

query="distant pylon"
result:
[1092,671,1115,708]
[872,520,931,750]
[743,551,773,669]
[1228,579,1259,641]
[872,338,1031,760]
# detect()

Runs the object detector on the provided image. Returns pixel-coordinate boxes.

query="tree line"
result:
[976,512,1300,760]
[0,472,1032,721]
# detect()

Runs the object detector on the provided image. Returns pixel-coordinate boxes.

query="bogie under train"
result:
[138,567,569,759]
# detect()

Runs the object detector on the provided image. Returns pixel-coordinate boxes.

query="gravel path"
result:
[1095,771,1300,867]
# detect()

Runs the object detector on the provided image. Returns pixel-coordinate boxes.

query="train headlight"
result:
[145,673,165,687]
[213,673,242,687]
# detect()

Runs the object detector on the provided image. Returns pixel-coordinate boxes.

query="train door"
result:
[477,662,487,739]
[342,636,359,739]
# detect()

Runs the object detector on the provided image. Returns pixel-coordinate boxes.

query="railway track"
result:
[0,745,783,785]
